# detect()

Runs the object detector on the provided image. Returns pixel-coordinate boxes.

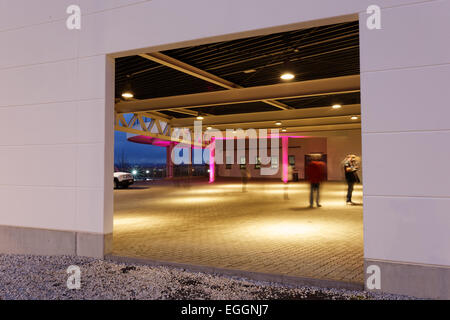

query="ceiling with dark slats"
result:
[190,102,283,116]
[115,21,360,118]
[279,92,361,110]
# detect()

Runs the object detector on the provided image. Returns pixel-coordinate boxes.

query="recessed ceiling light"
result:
[280,72,295,80]
[206,127,212,130]
[122,75,134,99]
[282,128,287,132]
[275,121,282,126]
[280,60,295,81]
[121,92,134,99]
[332,104,342,109]
[351,116,358,120]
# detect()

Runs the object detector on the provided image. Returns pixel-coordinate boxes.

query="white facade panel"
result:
[77,0,424,57]
[363,129,450,198]
[362,64,450,133]
[76,143,106,188]
[0,0,146,32]
[0,101,79,146]
[0,20,78,69]
[76,99,107,144]
[0,145,77,187]
[360,1,450,274]
[0,60,78,107]
[0,99,105,146]
[364,196,450,266]
[76,188,105,233]
[360,0,450,72]
[77,55,108,101]
[0,185,77,230]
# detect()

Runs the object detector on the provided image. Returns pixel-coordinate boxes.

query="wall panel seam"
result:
[0,0,153,33]
[0,54,105,72]
[0,142,105,147]
[0,185,104,190]
[364,257,450,269]
[0,98,105,109]
[362,62,450,74]
[362,129,450,135]
[364,194,450,199]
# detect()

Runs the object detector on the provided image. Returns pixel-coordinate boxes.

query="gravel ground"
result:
[0,254,416,300]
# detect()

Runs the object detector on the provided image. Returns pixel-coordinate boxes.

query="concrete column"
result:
[166,143,174,178]
[360,1,450,299]
[188,145,193,178]
[0,54,114,259]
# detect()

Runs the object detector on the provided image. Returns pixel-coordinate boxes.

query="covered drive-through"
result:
[113,21,363,286]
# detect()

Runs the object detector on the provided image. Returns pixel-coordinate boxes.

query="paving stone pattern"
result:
[113,181,364,283]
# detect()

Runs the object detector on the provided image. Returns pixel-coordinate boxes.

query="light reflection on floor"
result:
[113,180,364,283]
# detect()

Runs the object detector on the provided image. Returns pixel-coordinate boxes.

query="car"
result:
[114,170,134,189]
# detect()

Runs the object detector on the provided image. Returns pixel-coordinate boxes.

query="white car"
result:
[114,170,134,189]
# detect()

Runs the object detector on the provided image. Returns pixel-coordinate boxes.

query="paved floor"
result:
[113,180,364,283]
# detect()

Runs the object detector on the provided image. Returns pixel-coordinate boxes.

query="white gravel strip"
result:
[0,254,417,300]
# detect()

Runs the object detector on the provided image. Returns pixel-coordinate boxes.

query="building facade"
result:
[0,0,449,299]
[212,131,361,182]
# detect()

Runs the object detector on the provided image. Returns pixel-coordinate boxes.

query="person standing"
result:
[306,154,326,208]
[344,154,360,205]
[240,165,251,193]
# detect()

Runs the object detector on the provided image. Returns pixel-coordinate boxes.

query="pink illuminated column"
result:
[209,138,216,183]
[166,143,174,178]
[282,136,289,183]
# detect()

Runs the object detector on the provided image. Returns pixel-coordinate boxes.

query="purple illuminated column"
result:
[166,143,174,178]
[282,136,289,183]
[209,138,216,183]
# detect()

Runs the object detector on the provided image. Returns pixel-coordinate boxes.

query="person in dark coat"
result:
[344,154,360,205]
[306,154,326,208]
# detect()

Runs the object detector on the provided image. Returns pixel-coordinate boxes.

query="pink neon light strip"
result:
[282,136,289,184]
[209,138,215,183]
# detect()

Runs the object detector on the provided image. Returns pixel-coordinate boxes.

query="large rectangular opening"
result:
[112,19,363,285]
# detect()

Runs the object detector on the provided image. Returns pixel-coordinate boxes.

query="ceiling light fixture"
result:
[121,92,133,99]
[280,60,295,81]
[351,116,359,120]
[282,128,287,132]
[332,104,342,109]
[196,113,204,120]
[275,121,282,126]
[121,75,134,99]
[280,72,295,81]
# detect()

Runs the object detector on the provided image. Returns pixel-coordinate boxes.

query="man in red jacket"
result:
[306,154,326,208]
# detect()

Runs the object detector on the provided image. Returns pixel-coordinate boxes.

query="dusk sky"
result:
[114,131,166,165]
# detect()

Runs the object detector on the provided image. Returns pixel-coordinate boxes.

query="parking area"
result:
[113,180,363,284]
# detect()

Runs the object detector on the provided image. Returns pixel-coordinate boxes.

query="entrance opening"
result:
[113,20,363,284]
